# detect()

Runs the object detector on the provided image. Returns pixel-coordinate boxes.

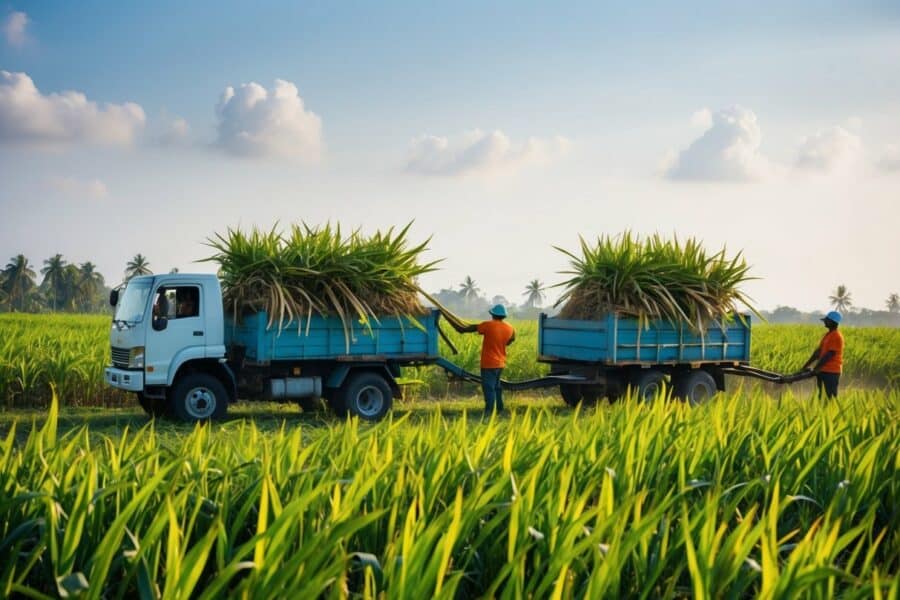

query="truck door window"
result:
[153,286,200,320]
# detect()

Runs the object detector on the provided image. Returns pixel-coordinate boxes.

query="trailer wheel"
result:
[171,373,228,422]
[560,384,582,406]
[137,392,169,418]
[632,369,667,403]
[674,370,717,406]
[340,372,393,421]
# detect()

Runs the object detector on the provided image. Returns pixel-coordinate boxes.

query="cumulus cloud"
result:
[878,144,900,172]
[405,129,570,176]
[3,11,28,48]
[0,71,145,147]
[48,176,108,200]
[794,126,863,174]
[214,79,322,161]
[665,106,772,182]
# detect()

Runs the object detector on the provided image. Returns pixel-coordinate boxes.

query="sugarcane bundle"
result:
[203,222,439,333]
[554,232,760,330]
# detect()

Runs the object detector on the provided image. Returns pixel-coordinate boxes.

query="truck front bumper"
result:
[105,366,144,392]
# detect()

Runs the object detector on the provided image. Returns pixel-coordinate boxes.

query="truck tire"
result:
[632,369,667,403]
[171,373,228,422]
[674,370,717,406]
[339,372,393,421]
[137,392,169,418]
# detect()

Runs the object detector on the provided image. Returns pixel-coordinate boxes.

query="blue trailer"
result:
[225,309,443,420]
[537,312,763,404]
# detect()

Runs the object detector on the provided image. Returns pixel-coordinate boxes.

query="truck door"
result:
[145,284,206,385]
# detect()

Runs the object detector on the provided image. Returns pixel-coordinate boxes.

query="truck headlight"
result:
[129,347,145,369]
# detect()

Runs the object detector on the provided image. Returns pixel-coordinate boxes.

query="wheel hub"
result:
[355,385,384,417]
[185,387,216,418]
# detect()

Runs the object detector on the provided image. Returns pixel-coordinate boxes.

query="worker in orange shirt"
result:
[461,304,516,413]
[801,310,844,399]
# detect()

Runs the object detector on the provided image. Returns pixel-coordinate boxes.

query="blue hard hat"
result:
[489,304,508,318]
[822,310,842,324]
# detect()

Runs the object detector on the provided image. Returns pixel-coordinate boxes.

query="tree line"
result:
[2,256,898,326]
[0,254,152,313]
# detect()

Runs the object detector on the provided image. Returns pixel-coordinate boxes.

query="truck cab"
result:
[105,274,236,420]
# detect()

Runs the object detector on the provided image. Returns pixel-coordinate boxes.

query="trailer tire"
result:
[340,372,393,421]
[674,370,717,406]
[171,373,228,422]
[632,369,667,403]
[560,384,582,406]
[137,392,169,418]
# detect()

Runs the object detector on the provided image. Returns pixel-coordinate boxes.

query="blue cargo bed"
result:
[538,313,751,365]
[225,309,440,363]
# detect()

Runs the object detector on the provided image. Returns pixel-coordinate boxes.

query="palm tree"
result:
[459,276,479,304]
[887,293,900,314]
[523,279,546,308]
[41,254,67,311]
[1,254,37,311]
[828,284,853,313]
[76,262,105,312]
[125,254,152,280]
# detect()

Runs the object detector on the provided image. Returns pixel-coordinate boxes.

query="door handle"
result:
[193,331,204,336]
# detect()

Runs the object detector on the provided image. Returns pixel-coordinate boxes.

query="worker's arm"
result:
[506,332,516,346]
[458,323,479,333]
[801,348,820,370]
[812,350,835,372]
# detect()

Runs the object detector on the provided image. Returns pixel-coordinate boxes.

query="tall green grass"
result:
[1,391,896,597]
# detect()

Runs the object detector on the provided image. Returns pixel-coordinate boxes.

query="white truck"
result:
[105,273,442,422]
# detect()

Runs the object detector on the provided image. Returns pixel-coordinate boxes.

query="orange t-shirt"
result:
[817,329,844,374]
[477,320,515,368]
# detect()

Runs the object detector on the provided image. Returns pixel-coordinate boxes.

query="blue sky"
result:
[1,1,899,311]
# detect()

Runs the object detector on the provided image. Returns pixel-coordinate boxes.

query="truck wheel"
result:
[340,372,393,421]
[674,370,717,406]
[137,392,169,418]
[171,373,228,422]
[632,370,667,403]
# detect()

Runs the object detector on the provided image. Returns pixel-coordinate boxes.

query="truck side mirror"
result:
[109,289,119,307]
[152,316,168,331]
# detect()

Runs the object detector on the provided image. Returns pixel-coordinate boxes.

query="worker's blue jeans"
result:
[481,368,504,413]
[816,372,840,399]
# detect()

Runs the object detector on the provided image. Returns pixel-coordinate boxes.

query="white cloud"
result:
[690,108,713,130]
[665,106,772,182]
[0,71,146,147]
[3,11,28,48]
[155,114,190,146]
[48,176,108,200]
[405,129,570,176]
[214,79,322,161]
[878,144,900,172]
[794,126,863,175]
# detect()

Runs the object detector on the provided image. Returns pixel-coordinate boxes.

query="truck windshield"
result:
[113,280,153,323]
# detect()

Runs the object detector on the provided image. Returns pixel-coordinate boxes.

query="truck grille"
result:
[111,347,130,368]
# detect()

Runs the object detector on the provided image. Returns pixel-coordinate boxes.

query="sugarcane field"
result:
[2,4,900,599]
